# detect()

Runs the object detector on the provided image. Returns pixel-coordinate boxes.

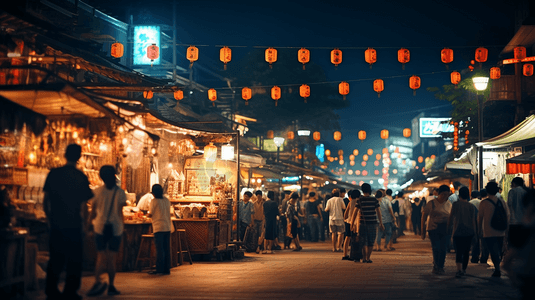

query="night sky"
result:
[90,0,518,159]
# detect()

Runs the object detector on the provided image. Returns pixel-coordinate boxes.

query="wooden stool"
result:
[176,229,192,265]
[135,234,155,271]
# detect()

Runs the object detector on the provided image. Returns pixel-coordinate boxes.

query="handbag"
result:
[103,187,118,236]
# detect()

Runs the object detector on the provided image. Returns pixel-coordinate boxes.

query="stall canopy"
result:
[476,114,535,149]
[506,148,535,174]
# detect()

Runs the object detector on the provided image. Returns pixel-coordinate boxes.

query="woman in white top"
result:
[148,184,173,275]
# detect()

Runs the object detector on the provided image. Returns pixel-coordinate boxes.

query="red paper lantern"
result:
[362,170,368,176]
[363,154,369,161]
[398,48,410,69]
[271,86,281,106]
[186,46,198,67]
[365,47,377,68]
[490,67,501,80]
[147,44,159,64]
[403,128,411,138]
[358,130,366,141]
[220,46,232,70]
[331,48,342,67]
[111,42,124,58]
[514,47,526,60]
[524,64,534,77]
[287,131,295,140]
[367,149,373,155]
[313,131,321,141]
[374,161,380,167]
[339,81,349,100]
[143,90,153,99]
[334,131,342,141]
[451,71,461,85]
[475,47,488,63]
[441,48,453,64]
[374,170,380,175]
[373,79,384,98]
[380,129,389,140]
[300,84,311,103]
[265,47,278,68]
[409,75,421,95]
[298,48,310,70]
[267,130,274,139]
[418,156,424,163]
[208,88,217,106]
[242,87,252,105]
[174,90,183,101]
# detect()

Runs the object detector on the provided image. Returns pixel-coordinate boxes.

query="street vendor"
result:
[137,192,153,214]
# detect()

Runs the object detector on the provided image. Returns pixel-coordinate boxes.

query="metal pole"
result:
[277,146,280,162]
[235,132,241,241]
[172,1,177,82]
[477,93,484,190]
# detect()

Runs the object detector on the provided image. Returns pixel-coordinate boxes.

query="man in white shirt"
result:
[325,189,346,252]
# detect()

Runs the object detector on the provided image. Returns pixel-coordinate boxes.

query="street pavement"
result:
[26,233,521,300]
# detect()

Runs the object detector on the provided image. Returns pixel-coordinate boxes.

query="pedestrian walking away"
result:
[147,184,173,275]
[375,190,396,251]
[325,189,346,252]
[263,191,279,254]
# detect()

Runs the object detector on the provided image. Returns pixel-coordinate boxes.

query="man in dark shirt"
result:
[263,191,279,253]
[44,144,93,300]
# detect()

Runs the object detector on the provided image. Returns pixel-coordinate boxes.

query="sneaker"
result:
[455,271,464,278]
[491,270,501,277]
[342,256,351,260]
[87,281,108,297]
[107,285,121,296]
[437,268,445,275]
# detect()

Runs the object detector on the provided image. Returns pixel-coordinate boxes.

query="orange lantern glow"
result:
[373,79,384,98]
[339,81,349,100]
[349,154,355,161]
[267,130,274,139]
[398,48,410,69]
[186,46,198,68]
[271,86,281,106]
[220,46,232,70]
[451,71,461,86]
[355,170,361,175]
[361,162,367,167]
[331,48,342,67]
[374,170,380,175]
[367,149,373,156]
[313,131,321,141]
[287,131,295,140]
[350,161,355,166]
[490,67,501,80]
[475,47,488,63]
[418,156,423,163]
[409,75,421,95]
[174,90,184,101]
[374,161,380,167]
[403,128,411,138]
[143,90,153,99]
[265,47,278,68]
[298,48,310,70]
[363,154,369,161]
[300,84,311,103]
[380,129,389,140]
[365,47,377,68]
[441,48,453,65]
[334,131,342,141]
[358,130,366,141]
[376,154,381,160]
[514,47,526,60]
[338,149,344,157]
[208,88,217,106]
[353,149,359,156]
[147,44,159,65]
[325,149,331,156]
[524,64,534,77]
[111,42,124,58]
[242,87,252,105]
[362,170,368,176]
[382,148,388,154]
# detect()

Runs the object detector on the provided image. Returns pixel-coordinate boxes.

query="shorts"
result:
[359,223,378,247]
[344,222,353,237]
[95,230,122,252]
[330,224,345,234]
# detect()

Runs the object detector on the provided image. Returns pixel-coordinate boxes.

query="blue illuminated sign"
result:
[316,144,325,162]
[419,118,454,138]
[133,26,161,65]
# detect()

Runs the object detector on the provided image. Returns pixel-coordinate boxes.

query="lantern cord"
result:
[174,43,507,50]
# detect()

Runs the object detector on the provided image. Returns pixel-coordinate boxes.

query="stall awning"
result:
[476,115,535,149]
[506,149,535,174]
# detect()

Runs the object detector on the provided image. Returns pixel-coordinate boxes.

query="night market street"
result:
[27,234,520,300]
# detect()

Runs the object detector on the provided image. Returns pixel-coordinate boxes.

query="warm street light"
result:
[274,136,285,162]
[472,75,489,191]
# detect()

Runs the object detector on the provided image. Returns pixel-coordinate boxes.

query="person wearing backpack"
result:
[478,181,510,277]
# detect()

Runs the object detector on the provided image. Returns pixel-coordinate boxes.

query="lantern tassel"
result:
[212,102,215,107]
[377,93,381,98]
[413,90,416,96]
[269,63,273,69]
[245,101,248,106]
[445,64,450,70]
[190,62,194,69]
[224,63,227,71]
[275,101,278,107]
[343,95,346,101]
[369,64,373,70]
[402,64,405,70]
[304,99,307,103]
[303,65,306,70]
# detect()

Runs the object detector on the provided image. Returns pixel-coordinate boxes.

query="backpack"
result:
[485,198,508,231]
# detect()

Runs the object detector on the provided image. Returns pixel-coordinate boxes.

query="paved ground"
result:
[25,233,521,300]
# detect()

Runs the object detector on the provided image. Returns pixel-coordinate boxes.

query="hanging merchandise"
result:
[111,42,124,58]
[524,64,533,77]
[365,47,377,69]
[334,131,342,141]
[403,128,411,138]
[147,44,159,66]
[220,46,232,70]
[339,81,349,100]
[300,84,310,103]
[242,87,252,105]
[373,79,384,98]
[398,48,410,70]
[490,67,501,80]
[265,47,277,69]
[143,90,153,99]
[208,88,217,106]
[271,86,281,106]
[380,129,389,139]
[441,48,453,69]
[514,46,526,60]
[409,75,421,95]
[331,48,342,67]
[174,90,183,101]
[358,130,366,141]
[187,46,199,68]
[298,48,310,70]
[451,71,461,86]
[475,47,488,63]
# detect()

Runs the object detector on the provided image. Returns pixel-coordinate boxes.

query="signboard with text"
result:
[133,26,161,65]
[419,118,454,138]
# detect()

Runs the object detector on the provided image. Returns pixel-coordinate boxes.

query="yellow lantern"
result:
[358,130,366,141]
[313,131,321,141]
[187,46,199,68]
[208,88,217,106]
[267,130,274,139]
[380,129,389,140]
[265,47,277,68]
[334,131,342,141]
[111,42,124,58]
[339,81,349,100]
[220,46,232,70]
[403,128,411,138]
[242,87,252,105]
[271,86,281,106]
[298,48,310,70]
[300,84,311,103]
[331,48,342,67]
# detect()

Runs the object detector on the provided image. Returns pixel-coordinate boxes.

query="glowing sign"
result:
[316,144,325,163]
[133,26,161,65]
[419,118,454,138]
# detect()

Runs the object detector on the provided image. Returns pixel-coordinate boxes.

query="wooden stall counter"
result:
[173,219,218,255]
